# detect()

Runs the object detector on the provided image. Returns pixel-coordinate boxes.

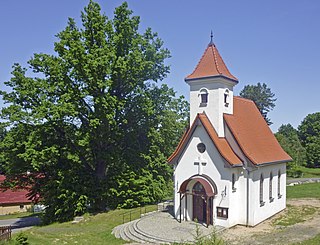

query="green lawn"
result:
[0,212,37,221]
[3,183,320,244]
[5,205,157,245]
[287,182,320,199]
[294,233,320,245]
[272,204,318,227]
[299,166,320,178]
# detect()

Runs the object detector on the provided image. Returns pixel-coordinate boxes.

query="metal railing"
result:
[0,226,12,241]
[120,205,156,224]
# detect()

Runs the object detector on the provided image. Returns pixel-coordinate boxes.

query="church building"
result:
[168,38,292,228]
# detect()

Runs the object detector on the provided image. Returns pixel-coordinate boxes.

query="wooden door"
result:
[193,182,206,222]
[193,195,205,222]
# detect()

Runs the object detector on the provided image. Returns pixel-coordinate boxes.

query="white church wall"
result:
[173,124,240,228]
[227,167,247,226]
[249,163,287,226]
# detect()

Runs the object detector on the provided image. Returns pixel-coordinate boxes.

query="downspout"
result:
[245,167,250,227]
[179,193,182,223]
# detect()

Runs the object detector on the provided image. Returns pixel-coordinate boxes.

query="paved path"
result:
[113,211,224,244]
[137,211,222,243]
[0,216,40,233]
[286,177,320,185]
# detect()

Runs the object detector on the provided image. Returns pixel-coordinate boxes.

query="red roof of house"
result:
[224,97,292,165]
[185,43,238,82]
[168,113,242,166]
[0,175,31,205]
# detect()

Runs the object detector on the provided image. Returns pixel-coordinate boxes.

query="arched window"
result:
[260,174,264,206]
[269,172,273,202]
[278,170,281,198]
[199,88,208,106]
[232,173,236,192]
[224,89,230,106]
[193,182,205,194]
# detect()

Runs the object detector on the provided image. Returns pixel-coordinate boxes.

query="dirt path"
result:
[221,198,320,245]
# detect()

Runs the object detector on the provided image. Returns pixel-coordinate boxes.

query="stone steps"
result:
[112,214,171,244]
[133,219,176,244]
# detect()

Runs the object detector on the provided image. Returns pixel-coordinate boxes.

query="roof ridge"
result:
[234,96,254,103]
[210,44,222,75]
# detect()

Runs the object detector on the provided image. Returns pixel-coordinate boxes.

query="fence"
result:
[120,205,156,224]
[0,226,12,241]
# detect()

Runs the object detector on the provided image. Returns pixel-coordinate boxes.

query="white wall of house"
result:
[187,77,235,137]
[0,203,32,215]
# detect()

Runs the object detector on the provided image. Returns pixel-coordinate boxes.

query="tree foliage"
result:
[275,124,306,177]
[239,82,276,125]
[0,1,188,222]
[298,112,320,168]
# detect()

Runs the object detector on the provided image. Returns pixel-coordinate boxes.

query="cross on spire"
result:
[208,30,214,46]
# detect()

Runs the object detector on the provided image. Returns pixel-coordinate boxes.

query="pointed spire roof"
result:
[185,41,238,83]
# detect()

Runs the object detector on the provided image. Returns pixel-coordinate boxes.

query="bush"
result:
[15,232,29,245]
[287,166,303,178]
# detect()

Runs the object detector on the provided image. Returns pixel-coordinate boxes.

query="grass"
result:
[299,166,320,178]
[287,182,320,199]
[2,183,319,244]
[0,212,38,220]
[5,205,157,245]
[272,204,318,227]
[293,233,320,245]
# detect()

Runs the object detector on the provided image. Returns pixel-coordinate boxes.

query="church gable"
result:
[168,113,242,167]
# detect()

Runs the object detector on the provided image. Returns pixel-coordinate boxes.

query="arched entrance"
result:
[178,175,216,227]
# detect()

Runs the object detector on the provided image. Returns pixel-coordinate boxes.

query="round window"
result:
[197,143,206,153]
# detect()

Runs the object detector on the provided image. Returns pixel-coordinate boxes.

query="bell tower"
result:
[185,35,238,137]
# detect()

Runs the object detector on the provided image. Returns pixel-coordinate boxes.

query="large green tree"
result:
[240,82,276,125]
[275,124,306,177]
[298,112,320,168]
[0,1,188,222]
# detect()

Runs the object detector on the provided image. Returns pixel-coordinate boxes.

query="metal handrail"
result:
[120,206,150,224]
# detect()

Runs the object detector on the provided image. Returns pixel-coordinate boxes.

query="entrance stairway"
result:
[112,214,175,244]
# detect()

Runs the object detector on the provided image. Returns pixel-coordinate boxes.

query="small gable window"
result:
[199,88,208,106]
[197,143,206,153]
[224,89,230,107]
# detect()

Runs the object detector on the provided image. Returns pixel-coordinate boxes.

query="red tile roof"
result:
[0,175,31,205]
[224,97,292,165]
[185,43,238,82]
[168,113,242,166]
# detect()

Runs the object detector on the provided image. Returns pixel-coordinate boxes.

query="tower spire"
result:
[209,30,214,45]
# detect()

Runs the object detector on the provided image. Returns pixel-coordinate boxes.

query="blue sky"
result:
[1,0,319,132]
